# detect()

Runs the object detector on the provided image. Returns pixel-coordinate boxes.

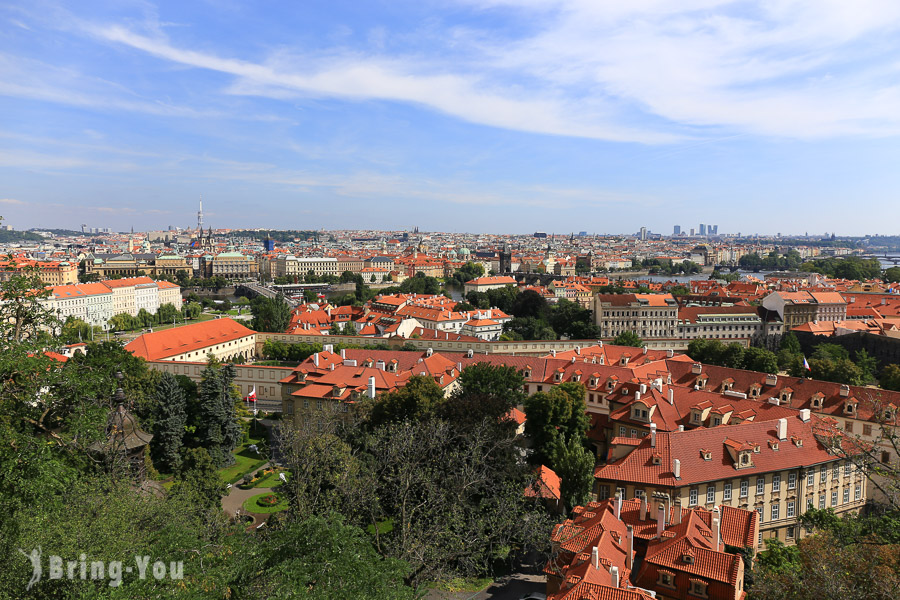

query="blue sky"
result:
[2,0,900,235]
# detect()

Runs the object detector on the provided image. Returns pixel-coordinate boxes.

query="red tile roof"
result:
[124,318,255,361]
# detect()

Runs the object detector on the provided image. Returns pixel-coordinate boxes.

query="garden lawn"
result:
[242,492,289,514]
[218,437,266,484]
[252,468,290,489]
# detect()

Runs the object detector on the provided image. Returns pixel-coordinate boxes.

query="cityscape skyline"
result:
[4,1,900,234]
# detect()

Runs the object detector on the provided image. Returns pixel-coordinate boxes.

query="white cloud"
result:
[76,1,900,142]
[0,198,25,205]
[85,24,679,143]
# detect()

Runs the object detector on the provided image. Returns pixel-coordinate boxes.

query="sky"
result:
[2,0,900,236]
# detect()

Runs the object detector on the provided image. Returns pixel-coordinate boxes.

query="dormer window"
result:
[590,377,598,387]
[697,376,708,390]
[780,390,793,404]
[652,454,662,465]
[690,580,708,598]
[682,554,695,564]
[740,452,751,466]
[749,385,761,398]
[523,367,532,379]
[844,401,856,415]
[554,371,563,382]
[792,436,803,447]
[701,450,712,461]
[811,394,824,409]
[573,374,581,382]
[607,378,617,391]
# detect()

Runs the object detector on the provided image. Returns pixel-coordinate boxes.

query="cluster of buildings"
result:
[44,277,182,327]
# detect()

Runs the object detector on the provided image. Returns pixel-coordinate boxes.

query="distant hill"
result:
[0,230,44,243]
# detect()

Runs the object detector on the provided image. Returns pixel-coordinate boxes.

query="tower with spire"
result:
[197,194,204,235]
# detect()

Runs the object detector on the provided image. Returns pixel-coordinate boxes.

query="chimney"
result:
[667,349,674,358]
[329,363,335,371]
[692,363,702,374]
[313,352,319,367]
[673,499,682,525]
[777,417,788,441]
[657,504,666,538]
[551,349,557,357]
[765,373,778,386]
[324,344,333,354]
[673,458,681,480]
[376,360,385,371]
[626,525,634,569]
[575,345,581,355]
[591,546,599,570]
[598,340,603,347]
[341,348,346,359]
[668,388,674,404]
[635,391,641,402]
[572,356,576,364]
[713,508,722,551]
[643,345,648,355]
[615,493,622,520]
[799,408,811,422]
[426,347,433,357]
[610,566,619,588]
[457,362,462,373]
[840,384,850,397]
[326,307,332,317]
[678,425,684,432]
[640,383,647,395]
[367,376,376,399]
[650,422,657,448]
[640,495,648,521]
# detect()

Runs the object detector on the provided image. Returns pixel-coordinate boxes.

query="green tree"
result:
[367,375,445,427]
[59,316,93,344]
[853,348,878,384]
[193,359,243,466]
[612,330,643,347]
[744,346,779,374]
[170,446,225,512]
[524,383,590,468]
[880,364,900,392]
[250,293,291,332]
[552,434,596,511]
[230,514,418,599]
[150,371,188,473]
[779,331,803,355]
[884,267,900,283]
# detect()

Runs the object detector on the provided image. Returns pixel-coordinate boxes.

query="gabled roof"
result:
[124,318,255,361]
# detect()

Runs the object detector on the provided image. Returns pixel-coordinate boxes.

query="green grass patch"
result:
[242,492,289,514]
[218,437,266,484]
[427,577,493,593]
[366,519,394,535]
[251,468,290,489]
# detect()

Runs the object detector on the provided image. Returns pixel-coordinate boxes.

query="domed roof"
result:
[458,247,470,256]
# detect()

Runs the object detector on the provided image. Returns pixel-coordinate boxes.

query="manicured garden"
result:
[242,492,289,514]
[218,436,267,484]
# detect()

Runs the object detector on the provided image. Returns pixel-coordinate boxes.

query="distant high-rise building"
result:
[690,228,695,236]
[673,225,681,236]
[710,224,718,235]
[639,227,647,241]
[699,224,707,236]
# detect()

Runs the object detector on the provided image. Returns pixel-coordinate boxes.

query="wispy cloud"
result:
[84,23,679,143]
[0,198,25,205]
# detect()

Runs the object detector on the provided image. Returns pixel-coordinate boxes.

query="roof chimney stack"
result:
[673,499,682,525]
[626,525,634,569]
[615,492,622,520]
[650,422,657,448]
[713,508,722,551]
[367,376,376,399]
[668,388,674,404]
[799,408,811,422]
[657,504,666,538]
[640,495,648,521]
[313,352,319,367]
[777,417,788,441]
[591,546,599,570]
[673,458,681,480]
[610,566,619,588]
